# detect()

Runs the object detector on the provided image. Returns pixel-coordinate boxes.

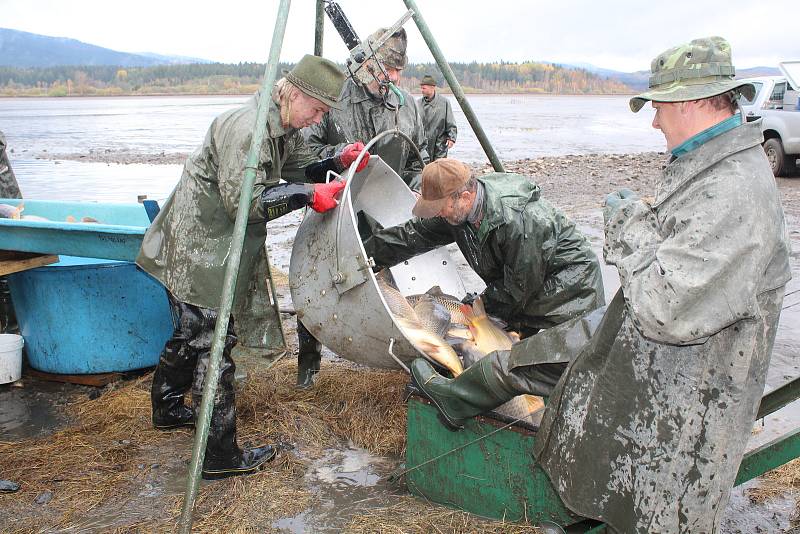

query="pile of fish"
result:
[376,270,544,425]
[0,203,100,223]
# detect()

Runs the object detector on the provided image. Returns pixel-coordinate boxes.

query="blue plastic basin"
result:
[8,256,172,374]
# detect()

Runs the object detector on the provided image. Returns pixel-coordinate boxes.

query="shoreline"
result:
[0,91,639,99]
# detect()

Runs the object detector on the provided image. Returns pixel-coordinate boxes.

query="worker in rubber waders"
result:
[363,157,605,338]
[411,37,792,533]
[298,27,430,390]
[136,55,371,480]
[0,130,22,336]
[417,74,457,161]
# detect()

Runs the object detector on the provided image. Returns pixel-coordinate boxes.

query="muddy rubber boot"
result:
[151,338,196,430]
[296,320,321,389]
[410,356,515,430]
[198,336,275,480]
[0,277,18,334]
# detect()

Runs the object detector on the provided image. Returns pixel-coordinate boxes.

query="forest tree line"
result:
[0,61,632,97]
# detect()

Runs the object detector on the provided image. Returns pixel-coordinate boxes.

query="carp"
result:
[0,203,22,219]
[376,270,464,376]
[460,297,545,424]
[407,286,469,326]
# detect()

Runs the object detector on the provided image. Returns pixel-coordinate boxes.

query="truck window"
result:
[739,82,763,105]
[767,82,787,109]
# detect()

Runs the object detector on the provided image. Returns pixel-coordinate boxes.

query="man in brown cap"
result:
[364,158,604,338]
[137,54,371,480]
[417,75,457,161]
[411,37,792,533]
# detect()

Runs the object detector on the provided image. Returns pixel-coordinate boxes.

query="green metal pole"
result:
[402,0,505,172]
[176,0,292,531]
[314,0,324,56]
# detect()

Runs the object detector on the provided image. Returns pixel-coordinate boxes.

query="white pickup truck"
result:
[740,61,800,176]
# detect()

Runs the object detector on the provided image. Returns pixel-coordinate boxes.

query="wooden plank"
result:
[0,250,58,276]
[26,368,122,387]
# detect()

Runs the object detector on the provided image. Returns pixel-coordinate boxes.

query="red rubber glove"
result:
[310,180,346,213]
[338,142,370,172]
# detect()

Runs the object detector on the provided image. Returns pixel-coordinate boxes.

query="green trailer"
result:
[405,376,800,532]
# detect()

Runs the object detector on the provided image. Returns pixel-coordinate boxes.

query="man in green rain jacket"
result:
[411,37,792,533]
[363,158,605,337]
[137,55,371,480]
[300,26,430,389]
[0,130,21,335]
[417,74,457,161]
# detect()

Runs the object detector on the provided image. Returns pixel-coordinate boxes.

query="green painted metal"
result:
[314,0,324,56]
[406,396,578,526]
[734,427,800,486]
[401,0,505,173]
[177,1,292,531]
[757,376,800,420]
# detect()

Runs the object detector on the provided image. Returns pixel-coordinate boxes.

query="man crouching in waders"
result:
[136,55,370,480]
[411,37,791,532]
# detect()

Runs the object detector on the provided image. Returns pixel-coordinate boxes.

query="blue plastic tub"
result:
[0,199,151,261]
[8,256,173,374]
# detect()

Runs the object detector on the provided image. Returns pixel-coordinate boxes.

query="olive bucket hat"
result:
[629,36,756,112]
[285,54,346,110]
[420,74,437,87]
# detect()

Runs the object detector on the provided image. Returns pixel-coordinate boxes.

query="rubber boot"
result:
[0,277,18,335]
[410,356,518,430]
[151,337,196,430]
[195,324,276,480]
[296,320,321,389]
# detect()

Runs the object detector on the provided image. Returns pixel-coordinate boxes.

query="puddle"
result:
[273,446,404,533]
[0,379,81,440]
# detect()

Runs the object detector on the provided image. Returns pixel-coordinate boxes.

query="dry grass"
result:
[345,495,542,534]
[0,359,409,532]
[747,457,800,504]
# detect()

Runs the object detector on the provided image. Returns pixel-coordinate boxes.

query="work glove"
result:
[603,188,639,225]
[461,292,480,306]
[336,142,370,173]
[309,180,346,213]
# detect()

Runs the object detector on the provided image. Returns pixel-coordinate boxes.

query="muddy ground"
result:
[1,152,799,533]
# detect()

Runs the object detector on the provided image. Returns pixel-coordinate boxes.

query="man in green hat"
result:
[417,75,457,161]
[410,36,791,532]
[137,54,371,480]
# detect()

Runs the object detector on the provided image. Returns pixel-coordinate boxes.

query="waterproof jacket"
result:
[363,173,605,333]
[137,93,318,348]
[417,92,457,160]
[303,79,429,187]
[0,131,21,199]
[520,120,792,533]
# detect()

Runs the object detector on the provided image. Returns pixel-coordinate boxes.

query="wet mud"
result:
[2,153,799,532]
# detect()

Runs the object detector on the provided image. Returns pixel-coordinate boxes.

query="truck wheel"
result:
[763,138,794,177]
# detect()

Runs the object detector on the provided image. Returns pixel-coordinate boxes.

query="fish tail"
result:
[459,302,476,323]
[471,297,488,319]
[11,204,23,220]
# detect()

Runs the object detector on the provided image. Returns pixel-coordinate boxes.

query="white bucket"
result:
[0,334,24,384]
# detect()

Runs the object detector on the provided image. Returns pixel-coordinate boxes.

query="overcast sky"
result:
[2,0,796,72]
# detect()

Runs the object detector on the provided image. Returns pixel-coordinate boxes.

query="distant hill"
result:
[0,28,210,68]
[569,63,782,91]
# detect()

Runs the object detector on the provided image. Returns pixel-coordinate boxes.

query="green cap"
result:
[285,54,346,110]
[420,74,437,86]
[629,36,755,113]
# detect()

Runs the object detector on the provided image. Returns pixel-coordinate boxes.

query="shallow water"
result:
[1,94,664,202]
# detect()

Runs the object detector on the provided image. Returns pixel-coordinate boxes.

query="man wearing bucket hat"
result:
[137,54,371,480]
[417,75,457,161]
[363,158,605,338]
[410,37,792,532]
[304,27,430,188]
[299,27,430,389]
